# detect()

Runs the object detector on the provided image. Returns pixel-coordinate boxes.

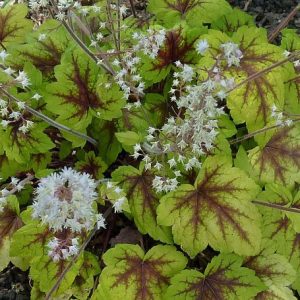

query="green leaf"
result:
[30,254,83,295]
[75,151,107,179]
[10,222,52,259]
[218,115,237,138]
[0,4,32,48]
[45,48,124,144]
[115,131,141,146]
[165,253,265,299]
[157,155,261,257]
[93,244,187,300]
[112,166,172,243]
[211,7,255,35]
[255,286,297,300]
[248,125,300,186]
[148,0,230,28]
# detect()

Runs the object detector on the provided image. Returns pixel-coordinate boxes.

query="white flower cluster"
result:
[113,52,145,104]
[0,98,34,134]
[132,60,235,192]
[220,42,243,67]
[132,29,166,59]
[47,237,79,262]
[271,105,293,127]
[32,168,102,233]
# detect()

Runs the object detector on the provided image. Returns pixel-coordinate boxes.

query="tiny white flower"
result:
[196,39,209,55]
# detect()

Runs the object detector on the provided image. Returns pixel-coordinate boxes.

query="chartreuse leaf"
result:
[1,122,55,164]
[75,151,107,179]
[165,253,265,299]
[258,184,300,294]
[112,166,172,243]
[211,7,255,35]
[92,244,187,300]
[147,0,230,28]
[256,286,297,300]
[71,251,101,299]
[10,19,72,79]
[248,125,300,186]
[45,48,124,145]
[30,253,83,295]
[157,155,261,258]
[200,26,285,145]
[0,4,32,47]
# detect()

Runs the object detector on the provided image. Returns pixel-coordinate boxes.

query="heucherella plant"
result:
[1,0,300,298]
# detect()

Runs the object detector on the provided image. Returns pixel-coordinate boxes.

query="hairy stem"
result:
[253,199,300,214]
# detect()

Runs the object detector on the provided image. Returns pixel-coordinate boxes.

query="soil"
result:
[0,0,299,299]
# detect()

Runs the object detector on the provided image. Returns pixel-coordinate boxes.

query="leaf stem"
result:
[252,199,300,214]
[268,4,300,42]
[0,87,97,146]
[45,206,113,300]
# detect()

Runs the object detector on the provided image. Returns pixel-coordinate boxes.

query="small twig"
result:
[229,118,300,144]
[228,51,300,94]
[243,0,252,11]
[268,4,300,43]
[252,199,300,214]
[45,207,113,300]
[0,87,97,146]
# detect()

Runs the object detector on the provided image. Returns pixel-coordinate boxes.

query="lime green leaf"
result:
[148,0,230,28]
[0,238,10,272]
[249,125,300,186]
[201,27,285,144]
[0,4,32,47]
[211,8,255,35]
[75,151,107,179]
[93,244,187,300]
[218,115,237,138]
[255,286,297,300]
[165,253,265,299]
[115,131,141,146]
[30,254,83,294]
[112,166,172,243]
[0,155,26,180]
[157,155,261,257]
[10,222,52,259]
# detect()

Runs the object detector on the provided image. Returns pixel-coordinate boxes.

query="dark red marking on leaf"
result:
[123,170,157,220]
[111,250,172,300]
[270,216,289,240]
[53,54,105,119]
[154,29,196,70]
[0,6,24,47]
[177,262,252,299]
[172,165,251,245]
[253,127,300,184]
[0,208,23,246]
[19,37,65,77]
[77,155,102,179]
[164,0,204,15]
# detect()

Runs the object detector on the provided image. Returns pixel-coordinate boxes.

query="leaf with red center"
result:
[93,244,187,300]
[165,253,265,300]
[0,4,32,48]
[200,27,286,145]
[75,151,107,179]
[1,122,55,164]
[248,125,300,186]
[30,253,84,295]
[9,20,72,79]
[211,8,255,35]
[258,184,300,293]
[157,155,261,257]
[147,0,230,28]
[139,26,203,84]
[112,166,172,243]
[45,49,124,145]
